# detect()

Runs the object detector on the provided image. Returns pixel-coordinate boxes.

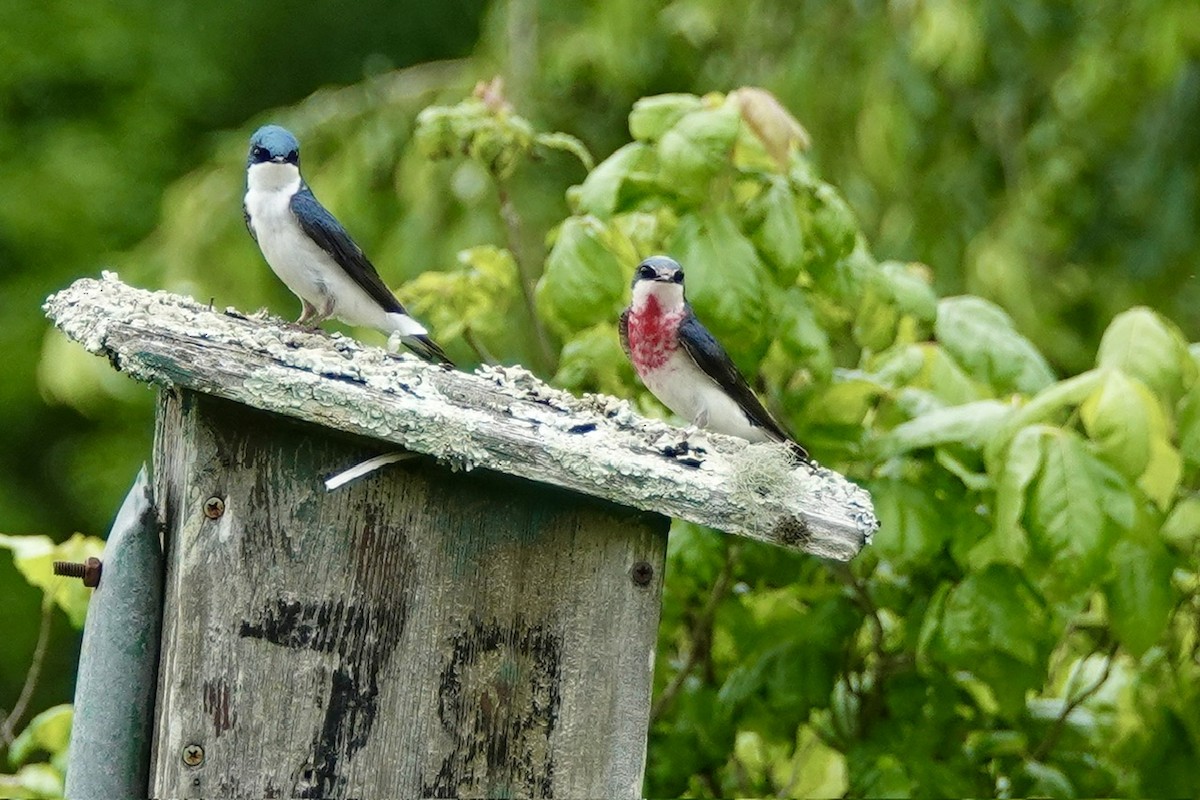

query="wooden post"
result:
[44,275,877,799]
[151,389,667,797]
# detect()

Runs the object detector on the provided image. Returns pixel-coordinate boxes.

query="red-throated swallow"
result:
[620,255,809,460]
[243,125,453,365]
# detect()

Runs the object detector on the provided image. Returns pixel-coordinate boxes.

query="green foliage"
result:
[8,2,1200,797]
[0,702,72,799]
[523,90,1198,797]
[22,77,1200,798]
[0,533,99,796]
[0,535,104,628]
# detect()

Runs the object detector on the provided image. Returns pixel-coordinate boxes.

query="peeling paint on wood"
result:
[45,275,876,560]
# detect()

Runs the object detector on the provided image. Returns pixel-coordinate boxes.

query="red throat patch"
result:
[627,294,685,373]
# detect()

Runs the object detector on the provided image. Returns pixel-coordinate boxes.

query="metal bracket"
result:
[65,467,162,799]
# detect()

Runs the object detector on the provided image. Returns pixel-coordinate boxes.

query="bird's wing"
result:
[677,308,799,447]
[618,308,631,358]
[290,187,405,313]
[243,203,257,243]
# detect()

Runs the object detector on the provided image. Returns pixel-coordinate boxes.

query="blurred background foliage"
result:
[2,0,1199,797]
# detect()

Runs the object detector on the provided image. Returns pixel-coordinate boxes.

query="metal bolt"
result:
[203,496,225,519]
[631,561,654,586]
[53,557,102,588]
[182,743,205,767]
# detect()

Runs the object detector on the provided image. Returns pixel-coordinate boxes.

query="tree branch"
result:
[495,179,557,372]
[462,325,498,365]
[1030,642,1119,761]
[0,600,54,750]
[651,544,735,721]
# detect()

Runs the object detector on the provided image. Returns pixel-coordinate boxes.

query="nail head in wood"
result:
[181,744,204,768]
[203,496,225,519]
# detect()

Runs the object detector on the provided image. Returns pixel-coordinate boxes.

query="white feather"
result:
[640,349,773,442]
[325,451,415,491]
[244,162,426,336]
[630,278,772,442]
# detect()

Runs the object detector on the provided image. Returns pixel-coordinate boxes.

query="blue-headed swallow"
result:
[243,124,453,365]
[620,255,809,460]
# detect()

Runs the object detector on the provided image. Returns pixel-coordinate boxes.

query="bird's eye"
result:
[637,264,656,280]
[672,270,684,283]
[286,149,299,164]
[252,146,267,161]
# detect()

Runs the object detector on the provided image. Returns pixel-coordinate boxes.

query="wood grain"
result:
[149,390,667,798]
[45,275,876,560]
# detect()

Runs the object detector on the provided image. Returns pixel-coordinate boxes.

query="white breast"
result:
[641,349,772,443]
[243,163,424,336]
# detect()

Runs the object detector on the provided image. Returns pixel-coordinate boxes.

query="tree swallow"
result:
[620,256,809,460]
[243,124,453,365]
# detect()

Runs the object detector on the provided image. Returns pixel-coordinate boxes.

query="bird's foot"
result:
[296,299,331,329]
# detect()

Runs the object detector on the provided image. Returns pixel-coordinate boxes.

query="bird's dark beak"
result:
[271,155,287,164]
[653,272,675,282]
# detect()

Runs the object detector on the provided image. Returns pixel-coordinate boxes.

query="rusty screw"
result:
[631,561,654,587]
[182,743,205,767]
[53,557,102,588]
[203,496,225,519]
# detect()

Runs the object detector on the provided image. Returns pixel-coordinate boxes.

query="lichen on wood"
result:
[44,274,876,560]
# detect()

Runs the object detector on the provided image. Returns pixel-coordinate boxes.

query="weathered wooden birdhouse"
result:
[45,274,875,799]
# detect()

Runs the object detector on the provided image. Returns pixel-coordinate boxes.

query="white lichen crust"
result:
[45,274,877,560]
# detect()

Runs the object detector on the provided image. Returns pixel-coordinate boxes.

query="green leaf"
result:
[781,727,848,799]
[936,296,1056,395]
[0,763,64,799]
[1175,379,1200,465]
[1096,307,1194,403]
[8,705,72,768]
[401,245,518,344]
[669,210,771,368]
[871,479,949,566]
[934,565,1050,714]
[535,215,639,335]
[882,400,1011,456]
[984,369,1106,473]
[1138,438,1182,511]
[1105,538,1176,657]
[1160,495,1200,551]
[853,274,901,352]
[806,379,882,428]
[628,93,705,142]
[879,261,938,322]
[939,565,1048,665]
[804,182,860,277]
[773,287,833,379]
[569,142,656,217]
[551,323,633,396]
[853,754,914,799]
[748,178,803,283]
[413,99,537,178]
[916,582,951,668]
[921,345,988,406]
[971,425,1044,568]
[533,130,594,171]
[657,102,740,199]
[0,533,104,627]
[1080,369,1156,479]
[936,448,992,491]
[1021,761,1076,799]
[1028,430,1122,598]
